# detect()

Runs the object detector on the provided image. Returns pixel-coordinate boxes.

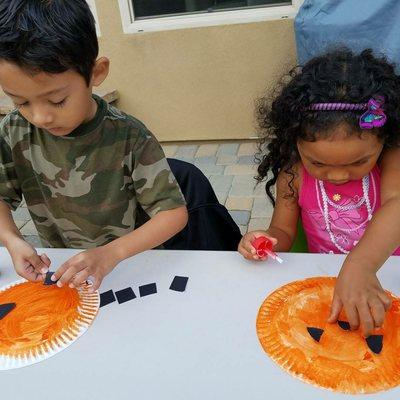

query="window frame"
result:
[86,0,101,36]
[118,0,304,34]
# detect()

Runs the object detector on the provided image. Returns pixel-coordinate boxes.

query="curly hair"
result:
[256,48,400,205]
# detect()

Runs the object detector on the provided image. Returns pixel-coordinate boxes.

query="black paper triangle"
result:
[0,303,16,320]
[307,327,324,342]
[338,320,351,331]
[366,335,383,354]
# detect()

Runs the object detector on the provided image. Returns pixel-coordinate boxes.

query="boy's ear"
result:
[91,57,110,87]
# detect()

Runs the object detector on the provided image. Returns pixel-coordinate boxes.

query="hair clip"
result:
[359,96,387,129]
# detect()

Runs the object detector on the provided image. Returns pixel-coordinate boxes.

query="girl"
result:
[239,48,400,337]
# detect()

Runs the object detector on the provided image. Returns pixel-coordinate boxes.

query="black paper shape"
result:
[44,271,57,285]
[139,283,157,297]
[0,303,16,320]
[99,290,116,307]
[338,320,351,331]
[115,287,136,304]
[307,327,324,342]
[169,276,188,292]
[366,335,383,354]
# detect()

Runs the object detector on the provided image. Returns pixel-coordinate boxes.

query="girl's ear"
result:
[91,57,110,87]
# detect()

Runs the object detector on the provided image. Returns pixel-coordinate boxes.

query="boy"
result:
[0,0,188,292]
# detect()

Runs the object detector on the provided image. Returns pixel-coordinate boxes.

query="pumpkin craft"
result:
[256,277,400,394]
[0,280,99,370]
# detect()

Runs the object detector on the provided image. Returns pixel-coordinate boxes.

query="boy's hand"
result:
[238,230,278,261]
[52,247,119,293]
[6,237,50,282]
[328,263,392,337]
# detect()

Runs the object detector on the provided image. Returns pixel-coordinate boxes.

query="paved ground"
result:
[14,140,273,247]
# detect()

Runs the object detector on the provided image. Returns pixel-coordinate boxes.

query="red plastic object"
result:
[251,236,273,258]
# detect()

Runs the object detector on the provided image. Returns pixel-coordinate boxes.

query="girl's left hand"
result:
[328,262,392,337]
[51,246,119,293]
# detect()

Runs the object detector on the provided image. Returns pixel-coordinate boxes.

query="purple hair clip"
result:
[359,96,387,129]
[308,96,387,129]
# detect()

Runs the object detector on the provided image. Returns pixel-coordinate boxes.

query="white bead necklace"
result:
[318,175,373,254]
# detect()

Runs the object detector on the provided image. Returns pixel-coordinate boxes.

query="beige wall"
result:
[96,1,297,142]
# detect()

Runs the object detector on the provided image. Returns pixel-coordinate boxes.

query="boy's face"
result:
[0,61,97,136]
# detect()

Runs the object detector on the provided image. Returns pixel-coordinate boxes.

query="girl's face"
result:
[297,124,384,185]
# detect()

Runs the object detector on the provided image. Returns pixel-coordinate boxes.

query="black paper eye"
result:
[307,327,324,342]
[337,320,351,331]
[0,303,16,320]
[366,335,383,354]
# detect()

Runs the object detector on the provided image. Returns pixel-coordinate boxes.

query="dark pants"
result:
[136,159,242,251]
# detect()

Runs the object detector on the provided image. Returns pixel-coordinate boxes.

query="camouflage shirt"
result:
[0,96,185,248]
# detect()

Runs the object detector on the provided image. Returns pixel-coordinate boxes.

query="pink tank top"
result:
[299,165,400,255]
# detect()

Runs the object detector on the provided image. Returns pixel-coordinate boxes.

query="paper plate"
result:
[0,279,99,370]
[256,277,400,394]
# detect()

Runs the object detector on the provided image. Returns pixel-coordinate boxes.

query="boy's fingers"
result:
[52,260,73,281]
[357,302,374,337]
[27,253,49,274]
[69,270,90,288]
[39,253,51,267]
[327,295,342,323]
[369,300,385,328]
[88,275,102,293]
[55,263,86,287]
[16,261,44,282]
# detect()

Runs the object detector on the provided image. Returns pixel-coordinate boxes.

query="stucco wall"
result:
[96,1,297,141]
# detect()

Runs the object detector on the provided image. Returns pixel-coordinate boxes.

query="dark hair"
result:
[256,48,400,205]
[0,0,98,85]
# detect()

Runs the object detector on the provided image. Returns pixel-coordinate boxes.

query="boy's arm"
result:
[0,200,50,280]
[52,205,187,291]
[0,119,49,280]
[53,127,187,291]
[0,199,22,245]
[329,147,400,337]
[105,205,188,262]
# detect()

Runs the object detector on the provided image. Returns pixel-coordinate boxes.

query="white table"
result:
[0,248,399,400]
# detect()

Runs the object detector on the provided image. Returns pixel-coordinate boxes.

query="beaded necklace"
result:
[317,175,374,253]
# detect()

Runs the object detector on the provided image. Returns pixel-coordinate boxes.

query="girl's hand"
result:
[6,237,50,281]
[51,246,119,293]
[328,262,392,337]
[238,230,278,261]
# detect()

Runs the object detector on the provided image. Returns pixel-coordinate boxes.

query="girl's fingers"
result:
[378,292,392,311]
[357,302,375,338]
[327,294,342,323]
[343,304,360,331]
[369,299,386,328]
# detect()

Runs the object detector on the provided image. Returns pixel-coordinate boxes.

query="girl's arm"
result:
[345,147,400,267]
[329,147,400,336]
[238,165,300,259]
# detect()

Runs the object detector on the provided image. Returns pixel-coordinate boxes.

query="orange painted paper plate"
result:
[0,279,99,370]
[256,277,400,394]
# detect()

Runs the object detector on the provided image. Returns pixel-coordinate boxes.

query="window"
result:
[86,0,101,36]
[118,0,304,33]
